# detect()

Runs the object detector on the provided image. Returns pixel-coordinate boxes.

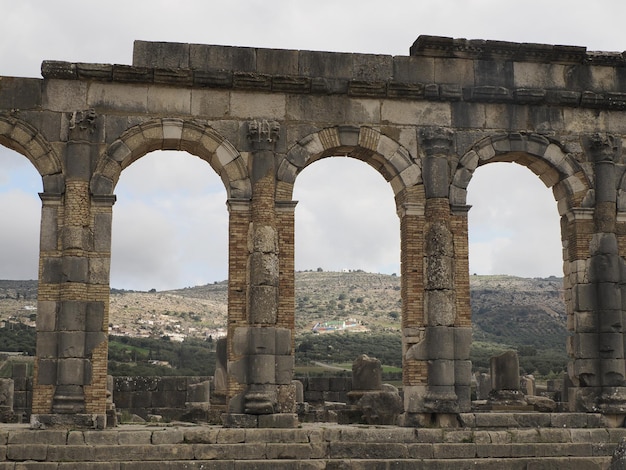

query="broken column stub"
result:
[348,354,382,404]
[488,350,527,406]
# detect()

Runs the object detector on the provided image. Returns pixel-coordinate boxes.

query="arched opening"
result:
[0,145,41,355]
[467,161,567,380]
[0,147,41,279]
[293,156,402,377]
[108,150,227,376]
[111,150,228,291]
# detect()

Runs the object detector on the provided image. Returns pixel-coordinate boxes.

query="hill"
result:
[0,272,566,348]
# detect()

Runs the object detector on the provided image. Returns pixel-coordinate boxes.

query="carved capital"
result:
[584,133,620,163]
[65,109,98,141]
[247,119,280,147]
[419,127,454,157]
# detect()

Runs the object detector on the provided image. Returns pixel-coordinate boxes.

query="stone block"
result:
[57,358,86,385]
[403,385,427,413]
[43,79,88,112]
[190,44,256,72]
[58,331,85,358]
[36,301,57,332]
[455,361,473,386]
[454,327,472,359]
[574,283,596,311]
[275,355,294,385]
[248,327,276,355]
[597,282,622,310]
[599,332,625,358]
[39,205,58,252]
[574,311,598,333]
[36,331,58,358]
[65,142,94,179]
[425,289,456,326]
[571,333,599,359]
[134,376,159,392]
[85,302,105,332]
[37,358,57,385]
[352,354,382,391]
[425,327,454,359]
[232,327,250,356]
[248,354,276,384]
[248,285,278,324]
[7,443,48,461]
[58,301,86,331]
[230,91,286,120]
[89,257,110,285]
[423,155,450,198]
[187,380,210,403]
[572,359,601,387]
[428,360,456,387]
[275,328,292,355]
[41,257,62,284]
[490,350,520,391]
[151,429,184,445]
[61,256,89,283]
[590,253,621,283]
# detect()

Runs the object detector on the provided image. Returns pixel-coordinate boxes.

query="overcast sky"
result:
[0,0,622,290]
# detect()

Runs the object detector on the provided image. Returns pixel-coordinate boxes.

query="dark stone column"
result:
[577,133,626,415]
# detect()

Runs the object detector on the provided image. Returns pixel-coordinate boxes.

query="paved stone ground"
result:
[0,413,623,469]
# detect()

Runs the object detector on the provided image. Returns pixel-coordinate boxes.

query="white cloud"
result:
[0,0,618,287]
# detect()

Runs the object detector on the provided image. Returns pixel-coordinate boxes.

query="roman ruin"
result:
[1,35,625,431]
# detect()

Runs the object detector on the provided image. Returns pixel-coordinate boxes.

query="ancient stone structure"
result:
[3,35,626,427]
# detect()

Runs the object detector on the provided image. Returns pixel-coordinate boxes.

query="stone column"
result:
[32,109,110,428]
[225,120,296,428]
[571,133,626,415]
[420,127,459,414]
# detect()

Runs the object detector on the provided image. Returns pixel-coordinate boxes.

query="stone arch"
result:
[452,133,592,211]
[277,126,420,200]
[0,114,63,192]
[91,118,251,199]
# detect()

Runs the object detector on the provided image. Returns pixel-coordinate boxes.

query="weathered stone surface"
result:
[351,355,382,391]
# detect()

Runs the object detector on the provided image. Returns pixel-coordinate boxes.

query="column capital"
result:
[227,198,251,212]
[275,200,298,213]
[91,194,117,207]
[247,119,280,151]
[451,204,471,216]
[397,202,425,217]
[419,127,454,157]
[584,133,620,163]
[39,192,64,205]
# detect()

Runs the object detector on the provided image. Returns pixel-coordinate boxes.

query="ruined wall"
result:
[2,35,626,426]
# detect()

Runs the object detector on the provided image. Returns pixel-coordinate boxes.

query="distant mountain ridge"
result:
[0,273,567,350]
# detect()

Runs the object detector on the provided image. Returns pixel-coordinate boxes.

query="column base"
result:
[31,413,106,429]
[569,386,626,414]
[222,413,298,428]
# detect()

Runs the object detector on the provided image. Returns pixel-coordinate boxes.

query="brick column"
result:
[398,197,427,416]
[224,120,296,428]
[401,127,465,424]
[32,110,112,428]
[451,204,472,412]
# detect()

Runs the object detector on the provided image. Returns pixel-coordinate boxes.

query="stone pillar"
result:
[401,128,468,426]
[421,128,459,414]
[225,120,296,428]
[569,133,626,414]
[32,110,111,428]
